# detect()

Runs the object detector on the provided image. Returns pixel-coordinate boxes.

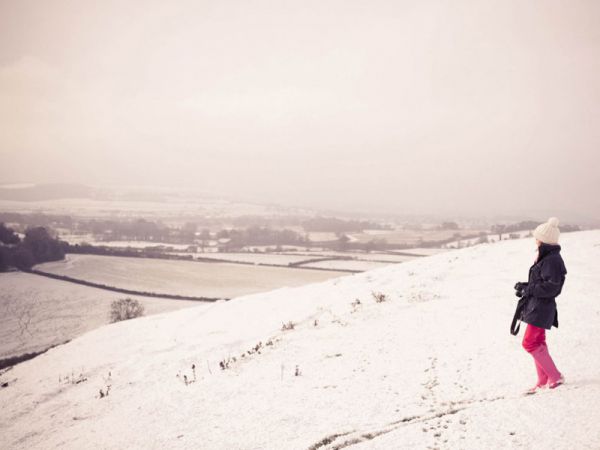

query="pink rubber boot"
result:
[531,344,563,388]
[522,324,551,393]
[524,361,549,394]
[535,360,549,386]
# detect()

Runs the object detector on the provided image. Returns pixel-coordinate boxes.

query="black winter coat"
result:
[521,243,567,330]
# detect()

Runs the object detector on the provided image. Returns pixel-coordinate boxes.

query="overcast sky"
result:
[0,0,598,219]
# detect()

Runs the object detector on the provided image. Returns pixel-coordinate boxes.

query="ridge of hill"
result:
[1,230,599,449]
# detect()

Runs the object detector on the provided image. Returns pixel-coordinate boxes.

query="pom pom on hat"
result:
[533,217,561,244]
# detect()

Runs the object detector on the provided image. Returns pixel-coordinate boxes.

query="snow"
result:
[306,232,340,242]
[280,251,419,263]
[0,272,202,359]
[1,230,600,449]
[84,240,194,250]
[389,247,449,256]
[37,254,347,298]
[188,252,314,265]
[445,230,533,249]
[300,259,391,272]
[0,195,300,220]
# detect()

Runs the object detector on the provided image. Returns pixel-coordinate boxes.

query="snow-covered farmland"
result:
[85,240,193,250]
[0,195,291,220]
[56,233,95,244]
[389,247,450,256]
[0,272,202,360]
[190,252,315,265]
[190,251,417,266]
[37,254,348,299]
[300,259,391,272]
[2,230,598,449]
[284,251,420,263]
[241,244,309,252]
[445,230,533,249]
[306,232,339,242]
[347,228,485,245]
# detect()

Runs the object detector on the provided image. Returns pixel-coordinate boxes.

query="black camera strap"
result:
[511,296,528,335]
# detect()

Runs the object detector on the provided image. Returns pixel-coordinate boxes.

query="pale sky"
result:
[0,0,599,219]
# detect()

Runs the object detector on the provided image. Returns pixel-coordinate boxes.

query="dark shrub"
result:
[0,223,20,245]
[0,246,11,271]
[12,247,35,270]
[110,298,145,322]
[23,227,65,263]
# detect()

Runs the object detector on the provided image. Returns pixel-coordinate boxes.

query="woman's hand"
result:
[514,281,528,297]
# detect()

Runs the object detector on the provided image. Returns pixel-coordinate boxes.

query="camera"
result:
[514,281,528,297]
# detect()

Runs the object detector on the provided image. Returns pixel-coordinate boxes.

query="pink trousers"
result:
[522,323,562,385]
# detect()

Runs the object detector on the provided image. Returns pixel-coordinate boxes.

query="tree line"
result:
[0,223,66,271]
[302,216,392,233]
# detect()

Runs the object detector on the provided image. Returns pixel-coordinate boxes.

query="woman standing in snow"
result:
[514,217,567,394]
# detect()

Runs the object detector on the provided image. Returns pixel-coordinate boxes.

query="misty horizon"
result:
[1,0,599,220]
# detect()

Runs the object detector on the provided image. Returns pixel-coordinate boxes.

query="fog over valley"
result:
[1,0,599,219]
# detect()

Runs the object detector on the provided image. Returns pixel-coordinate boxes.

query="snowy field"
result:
[1,230,599,449]
[83,240,194,250]
[0,272,202,359]
[347,228,485,245]
[192,251,417,267]
[306,232,340,242]
[0,196,289,219]
[389,247,450,256]
[283,251,419,263]
[56,233,95,244]
[37,254,347,298]
[189,252,316,265]
[444,230,532,249]
[300,259,391,272]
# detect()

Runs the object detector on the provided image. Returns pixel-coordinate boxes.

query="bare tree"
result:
[2,291,40,342]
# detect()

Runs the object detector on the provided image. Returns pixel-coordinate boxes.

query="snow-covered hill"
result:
[1,231,599,449]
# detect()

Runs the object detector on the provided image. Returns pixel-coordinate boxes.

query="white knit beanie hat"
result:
[533,217,560,244]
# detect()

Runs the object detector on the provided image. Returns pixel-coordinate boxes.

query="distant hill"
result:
[0,183,97,202]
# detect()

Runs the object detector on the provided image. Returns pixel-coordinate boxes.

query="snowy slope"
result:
[0,272,202,359]
[1,230,599,449]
